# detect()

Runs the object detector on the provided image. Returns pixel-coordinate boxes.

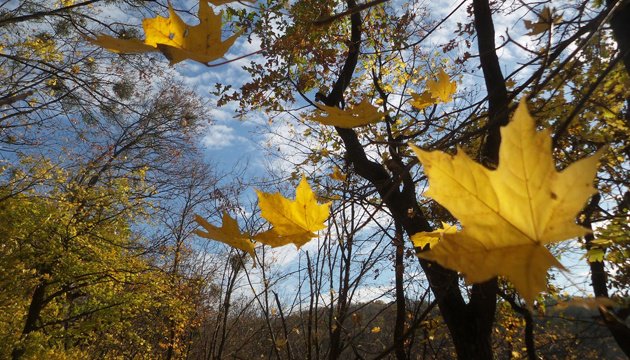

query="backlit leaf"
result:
[309,99,385,128]
[194,212,255,260]
[411,222,456,251]
[255,176,330,248]
[411,68,457,109]
[410,100,604,304]
[86,2,240,65]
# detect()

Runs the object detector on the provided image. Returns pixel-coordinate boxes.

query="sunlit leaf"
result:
[309,99,385,128]
[254,176,330,248]
[194,212,255,260]
[410,100,604,304]
[411,68,457,110]
[329,166,347,182]
[411,222,456,251]
[87,2,240,65]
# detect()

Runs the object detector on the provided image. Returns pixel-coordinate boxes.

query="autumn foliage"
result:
[1,0,629,359]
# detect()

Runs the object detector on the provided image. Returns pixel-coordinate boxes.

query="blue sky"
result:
[89,0,607,304]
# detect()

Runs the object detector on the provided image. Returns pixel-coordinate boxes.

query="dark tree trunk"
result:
[321,0,501,358]
[393,224,406,360]
[12,280,48,360]
[582,194,630,357]
[607,0,630,74]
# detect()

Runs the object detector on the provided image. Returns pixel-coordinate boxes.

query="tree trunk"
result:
[12,280,48,360]
[582,194,630,356]
[323,0,502,358]
[607,0,630,74]
[393,224,406,360]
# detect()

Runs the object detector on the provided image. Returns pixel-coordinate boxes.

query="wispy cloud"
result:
[202,124,245,149]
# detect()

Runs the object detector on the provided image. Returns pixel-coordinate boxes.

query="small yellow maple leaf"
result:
[329,166,347,182]
[409,99,604,304]
[524,6,562,36]
[411,68,457,110]
[194,212,255,260]
[274,337,288,350]
[254,176,330,248]
[371,326,381,333]
[86,2,240,65]
[410,91,435,110]
[427,68,457,103]
[309,99,385,128]
[411,222,456,251]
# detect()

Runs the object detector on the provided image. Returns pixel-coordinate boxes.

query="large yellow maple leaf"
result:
[254,177,330,248]
[309,99,385,128]
[410,100,604,304]
[87,1,240,65]
[194,212,255,260]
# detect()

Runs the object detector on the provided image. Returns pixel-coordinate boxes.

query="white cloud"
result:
[202,124,244,149]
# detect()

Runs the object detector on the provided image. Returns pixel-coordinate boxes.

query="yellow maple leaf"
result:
[524,6,562,36]
[411,222,456,251]
[409,100,604,304]
[86,2,240,65]
[329,166,347,182]
[410,91,435,110]
[411,68,457,109]
[309,99,385,128]
[194,212,255,260]
[254,176,330,248]
[427,68,457,103]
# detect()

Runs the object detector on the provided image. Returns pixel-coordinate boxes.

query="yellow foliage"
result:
[309,99,385,128]
[410,100,604,304]
[254,177,330,248]
[22,37,64,62]
[87,2,240,65]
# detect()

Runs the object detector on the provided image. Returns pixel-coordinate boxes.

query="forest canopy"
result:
[1,0,629,359]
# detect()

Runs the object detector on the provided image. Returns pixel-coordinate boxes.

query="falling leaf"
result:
[411,68,457,109]
[254,176,330,248]
[309,99,385,128]
[85,35,155,54]
[524,6,562,36]
[409,100,604,304]
[194,212,255,260]
[329,166,347,182]
[253,228,316,248]
[86,2,240,65]
[410,91,436,110]
[274,337,287,349]
[427,68,457,103]
[411,222,456,251]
